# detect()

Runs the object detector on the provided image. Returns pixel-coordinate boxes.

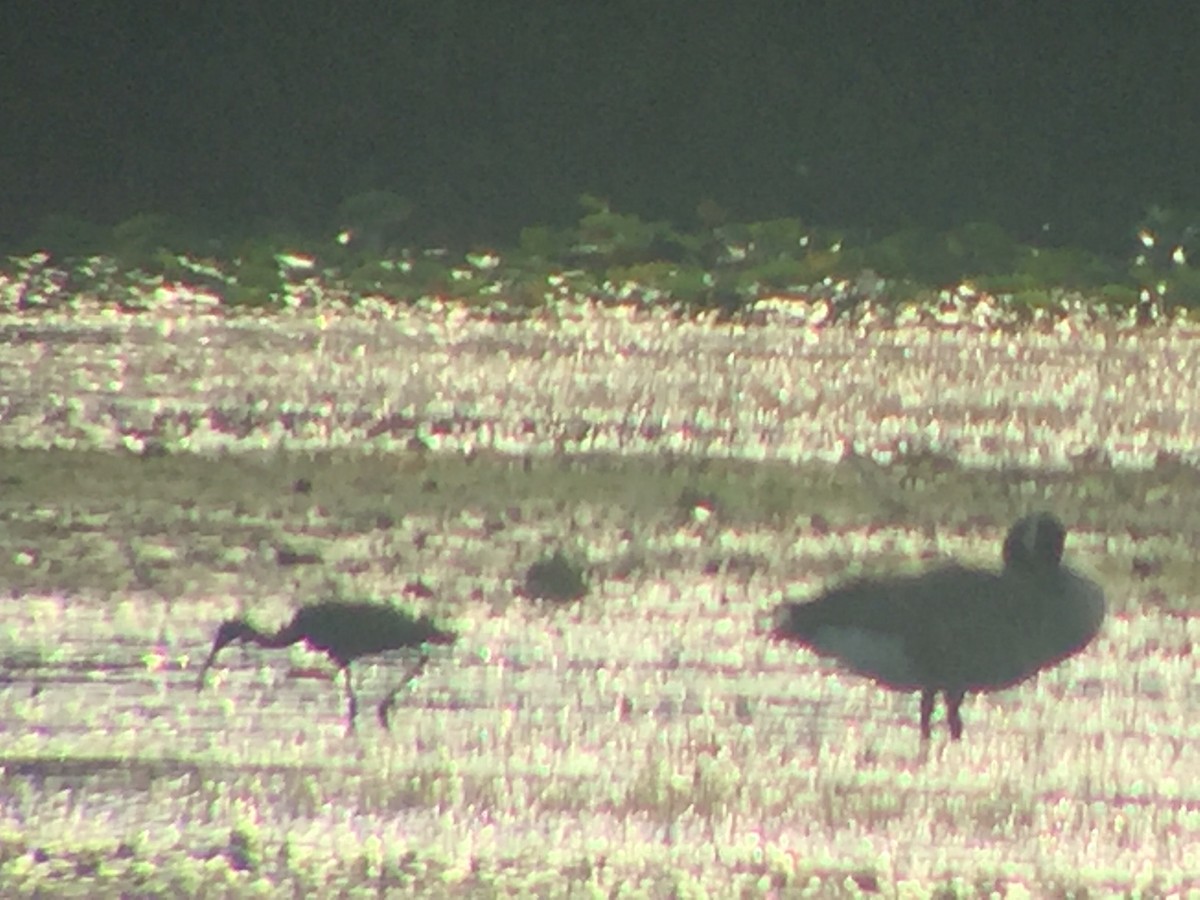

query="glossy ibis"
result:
[195,600,456,732]
[772,513,1105,740]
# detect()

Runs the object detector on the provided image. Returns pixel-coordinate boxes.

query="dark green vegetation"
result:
[773,513,1106,740]
[10,200,1200,315]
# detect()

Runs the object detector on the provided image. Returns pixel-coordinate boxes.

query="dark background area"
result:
[3,2,1198,255]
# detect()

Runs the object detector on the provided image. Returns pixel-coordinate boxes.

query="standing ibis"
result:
[195,600,456,732]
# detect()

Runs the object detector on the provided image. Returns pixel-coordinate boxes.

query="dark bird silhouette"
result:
[521,550,588,603]
[195,600,456,732]
[771,513,1105,740]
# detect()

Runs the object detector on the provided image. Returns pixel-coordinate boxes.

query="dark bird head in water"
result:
[204,619,258,659]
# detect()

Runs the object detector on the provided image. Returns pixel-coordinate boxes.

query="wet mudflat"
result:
[1,302,1199,894]
[1,453,1198,896]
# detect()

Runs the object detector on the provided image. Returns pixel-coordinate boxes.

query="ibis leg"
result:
[195,649,221,692]
[378,653,431,729]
